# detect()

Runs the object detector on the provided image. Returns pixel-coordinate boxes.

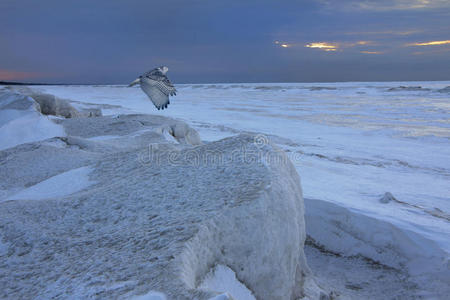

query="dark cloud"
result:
[0,0,449,83]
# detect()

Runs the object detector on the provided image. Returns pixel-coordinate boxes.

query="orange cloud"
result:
[407,40,450,46]
[274,41,292,48]
[305,42,338,51]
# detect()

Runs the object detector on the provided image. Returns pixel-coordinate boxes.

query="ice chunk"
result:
[0,90,65,150]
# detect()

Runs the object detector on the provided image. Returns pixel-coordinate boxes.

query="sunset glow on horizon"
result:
[0,70,42,81]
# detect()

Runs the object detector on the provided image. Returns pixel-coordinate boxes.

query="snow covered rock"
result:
[0,113,313,299]
[305,198,450,299]
[379,192,396,203]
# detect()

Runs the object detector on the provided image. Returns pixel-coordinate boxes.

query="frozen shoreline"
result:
[1,83,449,298]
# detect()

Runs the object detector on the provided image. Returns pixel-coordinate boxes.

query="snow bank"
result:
[0,110,316,299]
[0,90,65,150]
[305,198,450,298]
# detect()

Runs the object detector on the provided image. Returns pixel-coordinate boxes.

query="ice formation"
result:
[0,90,318,299]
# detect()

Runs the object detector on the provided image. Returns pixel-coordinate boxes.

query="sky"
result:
[0,0,449,84]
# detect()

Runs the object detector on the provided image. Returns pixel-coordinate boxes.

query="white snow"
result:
[0,91,65,151]
[5,166,94,201]
[0,108,65,151]
[199,265,255,300]
[305,198,449,275]
[38,82,450,228]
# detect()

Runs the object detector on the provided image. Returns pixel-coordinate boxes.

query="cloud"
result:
[304,41,375,52]
[360,51,383,54]
[305,42,338,51]
[344,30,423,36]
[274,41,291,48]
[317,0,450,11]
[406,40,450,46]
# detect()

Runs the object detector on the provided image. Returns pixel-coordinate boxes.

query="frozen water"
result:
[38,81,450,216]
[2,81,449,297]
[35,81,450,296]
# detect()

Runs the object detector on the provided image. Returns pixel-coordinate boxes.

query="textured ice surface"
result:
[5,166,94,201]
[0,111,313,299]
[38,82,450,211]
[2,83,449,298]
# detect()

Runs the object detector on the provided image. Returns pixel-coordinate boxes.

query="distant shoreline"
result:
[1,79,449,86]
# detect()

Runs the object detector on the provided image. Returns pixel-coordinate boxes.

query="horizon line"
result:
[1,79,450,86]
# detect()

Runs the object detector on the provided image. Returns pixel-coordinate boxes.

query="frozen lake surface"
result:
[12,81,449,297]
[39,82,450,211]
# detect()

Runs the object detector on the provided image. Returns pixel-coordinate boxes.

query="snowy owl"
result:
[128,66,177,110]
